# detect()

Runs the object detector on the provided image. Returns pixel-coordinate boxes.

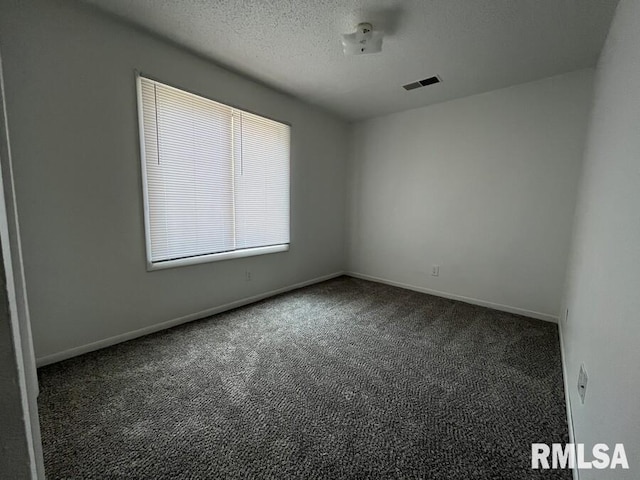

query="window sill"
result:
[147,244,289,271]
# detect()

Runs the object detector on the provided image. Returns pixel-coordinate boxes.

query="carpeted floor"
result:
[38,276,570,479]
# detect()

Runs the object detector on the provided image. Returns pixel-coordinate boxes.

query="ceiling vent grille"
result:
[403,75,441,91]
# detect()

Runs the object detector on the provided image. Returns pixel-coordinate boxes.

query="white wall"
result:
[347,69,594,320]
[0,0,348,361]
[0,48,44,478]
[561,0,640,477]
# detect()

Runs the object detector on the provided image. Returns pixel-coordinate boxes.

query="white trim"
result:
[147,244,289,271]
[135,72,154,271]
[558,317,579,480]
[36,271,344,367]
[346,271,558,323]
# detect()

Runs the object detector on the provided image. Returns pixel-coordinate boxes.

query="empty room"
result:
[1,0,639,479]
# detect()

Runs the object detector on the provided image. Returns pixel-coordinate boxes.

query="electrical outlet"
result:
[577,363,588,404]
[431,265,439,277]
[245,270,252,282]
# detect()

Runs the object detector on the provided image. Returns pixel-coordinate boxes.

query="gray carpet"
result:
[38,276,570,479]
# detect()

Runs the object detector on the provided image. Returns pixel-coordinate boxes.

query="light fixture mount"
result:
[342,22,383,55]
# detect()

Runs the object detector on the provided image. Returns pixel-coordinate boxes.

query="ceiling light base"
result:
[342,22,383,55]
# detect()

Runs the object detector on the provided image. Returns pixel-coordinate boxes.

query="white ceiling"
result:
[84,0,618,121]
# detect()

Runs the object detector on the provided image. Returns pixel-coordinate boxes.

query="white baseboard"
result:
[36,271,344,367]
[346,271,558,323]
[557,318,579,480]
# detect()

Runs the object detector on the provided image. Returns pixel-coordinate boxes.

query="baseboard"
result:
[36,271,345,367]
[346,271,558,323]
[557,319,579,480]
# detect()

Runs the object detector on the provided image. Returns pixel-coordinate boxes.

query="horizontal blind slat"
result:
[139,76,289,265]
[234,110,290,250]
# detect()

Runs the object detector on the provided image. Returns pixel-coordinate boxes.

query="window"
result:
[136,75,290,270]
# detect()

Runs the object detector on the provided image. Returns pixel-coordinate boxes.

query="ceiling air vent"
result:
[403,75,441,91]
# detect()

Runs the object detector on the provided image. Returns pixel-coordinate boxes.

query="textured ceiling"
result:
[84,0,618,121]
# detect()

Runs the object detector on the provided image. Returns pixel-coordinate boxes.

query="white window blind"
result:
[137,75,290,269]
